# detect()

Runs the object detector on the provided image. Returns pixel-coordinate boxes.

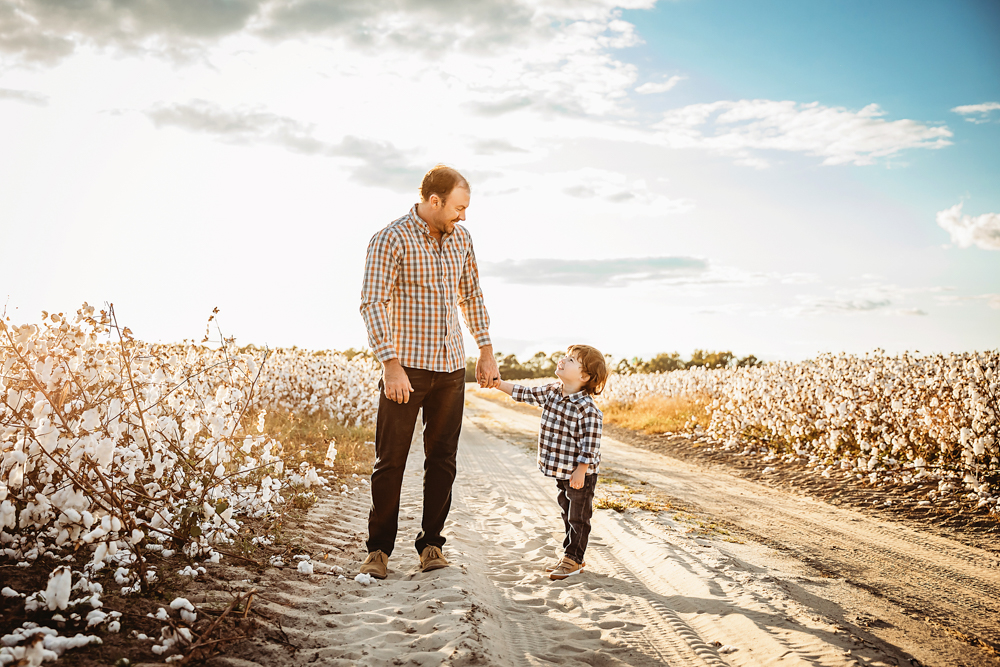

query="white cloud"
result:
[784,282,928,317]
[0,88,48,106]
[654,100,952,167]
[951,102,1000,124]
[145,100,425,191]
[483,256,818,289]
[936,202,1000,250]
[635,75,685,95]
[935,293,1000,310]
[482,256,708,287]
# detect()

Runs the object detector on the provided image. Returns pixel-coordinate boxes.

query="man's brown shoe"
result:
[419,546,449,572]
[360,550,388,579]
[549,556,584,580]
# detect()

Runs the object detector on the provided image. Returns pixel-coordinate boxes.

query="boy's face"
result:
[555,353,590,389]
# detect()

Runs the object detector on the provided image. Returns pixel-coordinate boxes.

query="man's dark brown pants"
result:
[366,366,466,557]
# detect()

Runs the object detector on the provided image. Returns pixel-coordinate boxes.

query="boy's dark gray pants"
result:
[366,366,465,557]
[555,473,597,564]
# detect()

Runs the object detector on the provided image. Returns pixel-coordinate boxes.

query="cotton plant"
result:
[0,303,381,614]
[601,351,999,511]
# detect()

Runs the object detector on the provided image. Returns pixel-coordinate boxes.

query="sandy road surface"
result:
[207,393,997,667]
[465,392,1000,667]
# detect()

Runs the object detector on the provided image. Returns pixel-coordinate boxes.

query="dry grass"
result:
[594,490,666,512]
[262,410,376,477]
[601,393,711,435]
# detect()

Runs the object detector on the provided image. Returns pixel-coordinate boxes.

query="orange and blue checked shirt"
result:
[361,205,491,373]
[511,383,603,480]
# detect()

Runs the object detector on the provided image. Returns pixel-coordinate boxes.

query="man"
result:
[359,164,500,579]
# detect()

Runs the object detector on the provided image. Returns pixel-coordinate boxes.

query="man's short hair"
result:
[568,344,608,396]
[420,165,469,203]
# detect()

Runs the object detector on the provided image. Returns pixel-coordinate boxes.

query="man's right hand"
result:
[382,358,413,404]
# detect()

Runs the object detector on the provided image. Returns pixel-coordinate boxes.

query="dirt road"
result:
[210,392,1000,667]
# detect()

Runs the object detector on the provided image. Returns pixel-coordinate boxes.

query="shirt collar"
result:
[563,388,589,403]
[409,204,452,240]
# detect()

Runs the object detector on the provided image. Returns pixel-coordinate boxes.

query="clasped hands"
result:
[475,345,501,390]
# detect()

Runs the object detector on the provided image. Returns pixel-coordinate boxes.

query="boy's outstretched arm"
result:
[495,380,515,396]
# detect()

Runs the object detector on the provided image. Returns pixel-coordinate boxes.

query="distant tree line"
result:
[464,349,761,382]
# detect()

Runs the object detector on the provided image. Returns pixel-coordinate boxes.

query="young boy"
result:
[494,344,608,580]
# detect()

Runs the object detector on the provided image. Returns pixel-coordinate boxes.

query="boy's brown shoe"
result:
[360,550,389,579]
[545,557,585,573]
[419,545,449,572]
[549,556,584,580]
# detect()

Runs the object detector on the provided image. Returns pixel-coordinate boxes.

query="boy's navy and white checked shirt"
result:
[361,205,491,373]
[511,383,602,479]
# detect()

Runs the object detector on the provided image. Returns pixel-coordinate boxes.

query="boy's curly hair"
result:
[568,344,608,396]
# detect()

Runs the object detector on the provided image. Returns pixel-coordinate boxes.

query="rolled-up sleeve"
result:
[577,406,603,467]
[360,230,401,363]
[458,241,491,349]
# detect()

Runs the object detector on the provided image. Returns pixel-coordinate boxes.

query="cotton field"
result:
[602,351,1000,513]
[0,303,379,663]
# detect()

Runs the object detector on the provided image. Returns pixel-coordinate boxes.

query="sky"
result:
[1,0,998,362]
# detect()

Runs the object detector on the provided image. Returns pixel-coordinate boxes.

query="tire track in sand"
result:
[455,397,902,666]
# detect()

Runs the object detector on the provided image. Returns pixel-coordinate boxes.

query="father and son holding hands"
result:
[359,165,608,582]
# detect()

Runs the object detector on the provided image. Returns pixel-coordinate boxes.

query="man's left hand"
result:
[569,465,588,490]
[476,345,500,388]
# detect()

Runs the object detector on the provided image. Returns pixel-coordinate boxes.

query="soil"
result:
[602,423,1000,557]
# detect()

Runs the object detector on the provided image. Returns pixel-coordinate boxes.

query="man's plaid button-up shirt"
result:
[361,205,491,373]
[511,383,602,480]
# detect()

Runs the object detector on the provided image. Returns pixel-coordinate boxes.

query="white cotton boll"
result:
[297,560,313,575]
[323,441,338,468]
[130,529,144,545]
[80,409,101,432]
[86,610,107,627]
[107,621,120,633]
[110,517,121,533]
[354,573,376,585]
[44,566,72,611]
[180,609,197,624]
[259,475,274,503]
[0,500,15,529]
[155,608,169,621]
[169,597,195,613]
[161,549,175,558]
[62,508,82,524]
[974,438,986,456]
[1,587,20,597]
[92,542,108,567]
[8,464,23,489]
